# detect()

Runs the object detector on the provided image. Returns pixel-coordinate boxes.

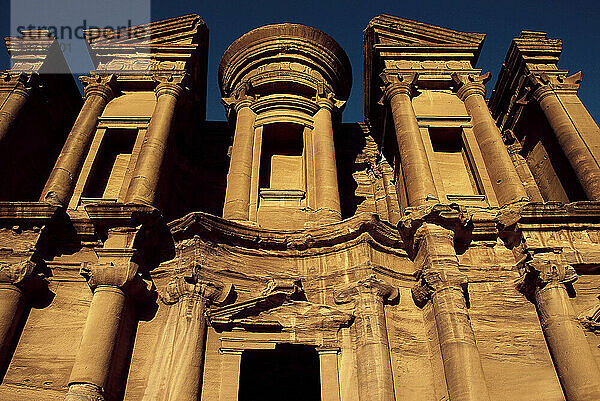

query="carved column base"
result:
[65,383,104,401]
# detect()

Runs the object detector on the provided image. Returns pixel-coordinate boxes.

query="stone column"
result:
[40,75,115,206]
[313,93,342,222]
[412,223,490,401]
[65,257,140,401]
[143,276,233,401]
[519,259,600,401]
[126,76,184,206]
[0,73,34,143]
[453,73,528,206]
[381,73,438,206]
[530,74,600,201]
[504,131,544,202]
[335,275,398,401]
[0,259,35,368]
[222,85,256,222]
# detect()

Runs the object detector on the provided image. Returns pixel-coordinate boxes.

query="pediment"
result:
[82,15,208,79]
[367,14,485,49]
[207,291,354,332]
[84,14,206,50]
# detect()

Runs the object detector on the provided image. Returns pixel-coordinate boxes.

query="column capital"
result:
[334,275,399,304]
[0,72,40,96]
[452,72,490,101]
[517,257,578,299]
[154,74,186,98]
[160,275,235,306]
[222,81,255,113]
[314,82,345,111]
[80,74,117,101]
[0,258,36,286]
[411,268,468,307]
[80,253,138,292]
[528,71,582,101]
[379,72,418,102]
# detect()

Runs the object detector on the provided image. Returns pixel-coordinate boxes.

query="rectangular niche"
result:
[81,128,138,201]
[429,127,484,202]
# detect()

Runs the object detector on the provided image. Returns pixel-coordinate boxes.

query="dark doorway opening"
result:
[238,343,321,401]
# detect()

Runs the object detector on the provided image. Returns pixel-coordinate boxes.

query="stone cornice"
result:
[168,212,404,251]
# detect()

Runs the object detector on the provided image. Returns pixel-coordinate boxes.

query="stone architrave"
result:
[380,73,438,206]
[528,72,600,201]
[41,74,116,206]
[126,75,185,206]
[452,73,528,205]
[517,258,600,401]
[335,275,399,401]
[411,223,490,401]
[221,82,256,222]
[142,276,233,401]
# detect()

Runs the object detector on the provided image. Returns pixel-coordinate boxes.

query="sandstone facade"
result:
[0,13,598,401]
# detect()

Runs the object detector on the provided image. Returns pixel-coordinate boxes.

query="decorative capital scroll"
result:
[80,258,139,291]
[153,73,187,98]
[411,268,468,308]
[79,74,117,101]
[314,82,345,111]
[334,275,399,305]
[160,275,234,306]
[0,259,36,285]
[451,72,491,101]
[379,72,418,103]
[222,80,255,114]
[528,71,582,101]
[516,257,578,299]
[0,72,40,96]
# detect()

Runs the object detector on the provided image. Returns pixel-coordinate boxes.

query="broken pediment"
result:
[83,14,208,79]
[365,15,485,59]
[207,290,353,332]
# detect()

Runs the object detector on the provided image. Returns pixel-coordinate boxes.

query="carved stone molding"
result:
[334,275,399,305]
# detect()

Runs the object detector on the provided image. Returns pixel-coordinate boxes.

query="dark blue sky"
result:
[2,0,599,124]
